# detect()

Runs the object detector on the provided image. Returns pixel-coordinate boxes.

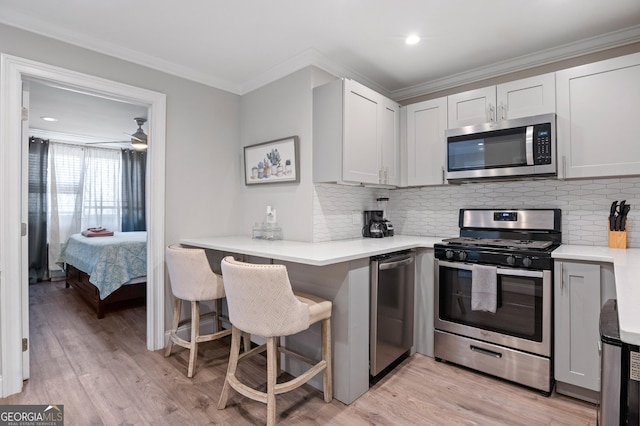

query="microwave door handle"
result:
[525,125,534,165]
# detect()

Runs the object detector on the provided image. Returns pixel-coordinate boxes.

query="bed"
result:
[57,231,147,318]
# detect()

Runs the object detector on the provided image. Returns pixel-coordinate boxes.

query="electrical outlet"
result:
[352,211,362,225]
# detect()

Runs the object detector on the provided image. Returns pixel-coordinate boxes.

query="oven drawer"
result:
[434,330,552,393]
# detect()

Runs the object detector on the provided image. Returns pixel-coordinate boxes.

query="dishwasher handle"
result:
[378,256,414,270]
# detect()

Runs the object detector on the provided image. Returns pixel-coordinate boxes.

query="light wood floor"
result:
[1,281,597,425]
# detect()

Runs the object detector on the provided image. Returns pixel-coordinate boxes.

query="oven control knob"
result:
[522,257,533,267]
[445,250,454,259]
[457,251,467,261]
[506,255,516,265]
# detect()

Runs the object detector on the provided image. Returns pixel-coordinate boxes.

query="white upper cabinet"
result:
[447,73,556,128]
[313,78,400,186]
[380,96,400,186]
[343,80,381,183]
[447,86,496,128]
[556,53,640,179]
[496,73,556,120]
[402,97,448,186]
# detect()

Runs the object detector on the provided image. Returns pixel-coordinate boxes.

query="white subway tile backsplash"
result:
[313,184,390,242]
[313,177,640,247]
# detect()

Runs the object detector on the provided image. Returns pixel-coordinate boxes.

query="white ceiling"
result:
[27,80,148,146]
[3,0,640,143]
[1,0,639,101]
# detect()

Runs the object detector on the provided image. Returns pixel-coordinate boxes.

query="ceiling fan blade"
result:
[123,132,145,142]
[85,140,130,144]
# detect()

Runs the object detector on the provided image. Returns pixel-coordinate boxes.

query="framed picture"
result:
[244,136,299,185]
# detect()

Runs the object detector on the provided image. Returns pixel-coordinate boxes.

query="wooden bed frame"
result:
[65,264,146,319]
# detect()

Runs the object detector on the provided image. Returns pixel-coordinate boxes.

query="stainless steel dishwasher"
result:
[599,299,640,426]
[370,250,415,378]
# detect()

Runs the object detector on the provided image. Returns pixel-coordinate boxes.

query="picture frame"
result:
[244,136,299,185]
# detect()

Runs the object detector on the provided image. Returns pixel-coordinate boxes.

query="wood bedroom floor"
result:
[1,281,597,425]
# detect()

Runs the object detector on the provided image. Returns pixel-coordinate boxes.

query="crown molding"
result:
[0,11,392,97]
[391,25,640,101]
[0,12,244,94]
[3,9,639,100]
[238,48,390,96]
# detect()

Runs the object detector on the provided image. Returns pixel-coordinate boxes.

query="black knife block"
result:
[608,220,627,249]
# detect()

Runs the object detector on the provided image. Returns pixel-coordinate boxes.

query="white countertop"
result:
[181,235,448,266]
[181,235,640,346]
[553,245,640,346]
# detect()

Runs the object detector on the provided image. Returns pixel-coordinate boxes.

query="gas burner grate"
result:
[441,237,554,250]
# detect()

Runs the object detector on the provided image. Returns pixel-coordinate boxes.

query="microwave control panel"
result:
[533,123,552,165]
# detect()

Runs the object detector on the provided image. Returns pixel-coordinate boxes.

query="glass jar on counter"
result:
[252,222,265,239]
[263,222,282,240]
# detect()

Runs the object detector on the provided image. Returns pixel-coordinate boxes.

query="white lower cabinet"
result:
[554,260,616,402]
[413,249,434,357]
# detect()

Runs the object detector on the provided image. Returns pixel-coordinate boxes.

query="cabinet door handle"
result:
[441,166,445,184]
[499,101,507,120]
[560,262,564,291]
[562,155,567,179]
[487,103,496,122]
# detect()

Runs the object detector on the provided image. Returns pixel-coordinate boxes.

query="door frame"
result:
[0,54,166,397]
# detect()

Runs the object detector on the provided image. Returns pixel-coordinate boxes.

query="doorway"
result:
[0,54,166,397]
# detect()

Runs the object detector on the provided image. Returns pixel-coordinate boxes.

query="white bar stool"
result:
[164,244,231,378]
[217,256,332,426]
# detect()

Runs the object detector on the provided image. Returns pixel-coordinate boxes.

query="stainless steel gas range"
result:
[433,208,561,394]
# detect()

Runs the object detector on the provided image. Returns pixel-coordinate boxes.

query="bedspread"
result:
[58,231,147,300]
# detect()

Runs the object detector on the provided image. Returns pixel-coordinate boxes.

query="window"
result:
[47,143,122,270]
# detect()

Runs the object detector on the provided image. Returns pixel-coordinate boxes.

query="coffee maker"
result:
[363,210,387,238]
[376,197,394,237]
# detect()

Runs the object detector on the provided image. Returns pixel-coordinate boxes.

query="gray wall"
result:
[239,66,334,241]
[0,23,243,363]
[0,23,242,245]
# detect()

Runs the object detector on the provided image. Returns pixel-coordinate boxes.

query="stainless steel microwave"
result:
[445,113,556,182]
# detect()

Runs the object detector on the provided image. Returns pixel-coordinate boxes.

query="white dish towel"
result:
[471,264,498,313]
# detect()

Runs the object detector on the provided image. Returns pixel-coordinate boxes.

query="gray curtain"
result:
[28,137,49,283]
[121,149,147,231]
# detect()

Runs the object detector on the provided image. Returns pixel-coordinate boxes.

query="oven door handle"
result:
[437,260,544,278]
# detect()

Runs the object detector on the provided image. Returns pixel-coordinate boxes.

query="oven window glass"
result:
[448,127,527,171]
[438,266,543,341]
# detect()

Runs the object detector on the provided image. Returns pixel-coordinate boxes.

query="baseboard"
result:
[555,381,600,404]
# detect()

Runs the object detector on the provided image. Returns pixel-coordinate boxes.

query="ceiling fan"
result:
[87,117,148,150]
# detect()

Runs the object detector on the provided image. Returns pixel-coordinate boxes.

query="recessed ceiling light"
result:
[41,116,58,122]
[405,35,421,45]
